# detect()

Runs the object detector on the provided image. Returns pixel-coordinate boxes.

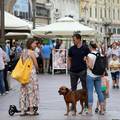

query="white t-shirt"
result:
[0,48,5,70]
[111,48,119,57]
[34,47,40,58]
[87,51,99,77]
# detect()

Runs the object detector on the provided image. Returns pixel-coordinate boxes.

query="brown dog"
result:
[58,86,87,116]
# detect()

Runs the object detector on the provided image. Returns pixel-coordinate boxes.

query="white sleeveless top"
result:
[0,48,5,70]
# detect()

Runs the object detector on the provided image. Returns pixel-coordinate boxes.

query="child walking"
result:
[109,54,120,89]
[95,71,109,114]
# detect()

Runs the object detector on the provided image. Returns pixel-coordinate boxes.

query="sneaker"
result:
[1,93,6,96]
[5,91,9,94]
[95,108,99,113]
[84,107,88,113]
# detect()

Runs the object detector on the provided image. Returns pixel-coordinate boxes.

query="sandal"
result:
[26,111,39,116]
[20,112,27,116]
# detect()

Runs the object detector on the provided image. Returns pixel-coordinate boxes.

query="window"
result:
[36,6,49,17]
[90,7,92,17]
[19,12,23,19]
[109,8,111,18]
[104,8,106,18]
[14,10,18,16]
[95,7,97,18]
[108,28,111,33]
[113,28,116,34]
[113,9,115,19]
[26,12,28,19]
[117,28,120,34]
[100,8,102,18]
[100,27,103,33]
[118,9,120,20]
[95,26,97,30]
[23,12,26,19]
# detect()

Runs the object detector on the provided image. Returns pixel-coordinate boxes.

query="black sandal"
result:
[26,111,39,116]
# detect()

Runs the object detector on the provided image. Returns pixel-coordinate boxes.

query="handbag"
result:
[11,57,33,85]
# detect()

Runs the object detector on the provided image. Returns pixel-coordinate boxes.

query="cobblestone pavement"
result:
[0,73,120,120]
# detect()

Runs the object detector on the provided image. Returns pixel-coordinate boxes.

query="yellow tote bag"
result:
[11,57,33,85]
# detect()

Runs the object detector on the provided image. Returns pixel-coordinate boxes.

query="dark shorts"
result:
[111,71,119,81]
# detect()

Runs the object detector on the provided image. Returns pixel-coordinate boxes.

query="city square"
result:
[0,0,120,120]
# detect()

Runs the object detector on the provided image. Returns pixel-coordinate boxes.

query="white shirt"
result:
[87,51,99,77]
[111,48,119,57]
[34,47,40,58]
[0,48,5,70]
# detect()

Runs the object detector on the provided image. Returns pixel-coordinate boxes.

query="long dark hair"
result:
[26,38,34,49]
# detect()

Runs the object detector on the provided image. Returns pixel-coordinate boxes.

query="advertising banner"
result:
[52,49,67,74]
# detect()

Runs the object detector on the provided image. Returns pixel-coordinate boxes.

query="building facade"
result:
[35,0,50,25]
[13,0,29,20]
[5,0,50,27]
[50,0,80,23]
[80,0,120,42]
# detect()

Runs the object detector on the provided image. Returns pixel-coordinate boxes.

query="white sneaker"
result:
[5,91,9,94]
[1,93,6,96]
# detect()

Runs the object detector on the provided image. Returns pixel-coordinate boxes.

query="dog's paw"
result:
[64,113,68,116]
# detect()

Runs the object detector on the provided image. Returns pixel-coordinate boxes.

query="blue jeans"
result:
[0,70,5,94]
[86,75,104,107]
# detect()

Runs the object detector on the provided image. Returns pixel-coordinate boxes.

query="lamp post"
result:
[0,0,5,43]
[103,21,111,54]
[31,0,36,29]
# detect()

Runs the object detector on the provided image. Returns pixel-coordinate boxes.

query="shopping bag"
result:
[11,57,33,85]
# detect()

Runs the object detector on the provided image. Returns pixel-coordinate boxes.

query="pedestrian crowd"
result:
[0,35,120,117]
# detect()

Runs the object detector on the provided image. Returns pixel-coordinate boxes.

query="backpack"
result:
[91,53,106,75]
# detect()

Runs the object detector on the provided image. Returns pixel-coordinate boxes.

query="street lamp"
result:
[103,21,111,54]
[0,0,5,43]
[31,0,36,29]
